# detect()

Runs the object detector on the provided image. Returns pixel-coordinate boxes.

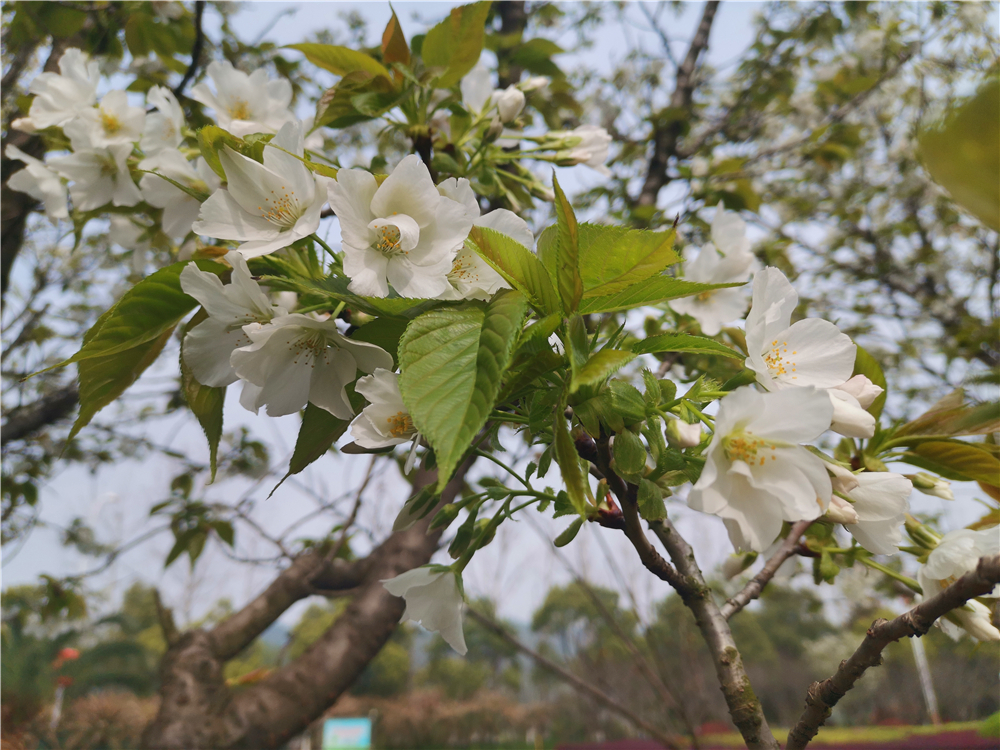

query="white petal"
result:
[183,318,246,387]
[192,189,279,242]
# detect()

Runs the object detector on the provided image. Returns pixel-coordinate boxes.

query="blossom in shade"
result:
[48,121,142,210]
[460,63,494,113]
[191,60,295,137]
[139,149,220,239]
[687,386,834,552]
[327,155,473,298]
[191,121,329,258]
[554,124,612,175]
[75,90,146,147]
[13,48,99,132]
[5,144,68,221]
[666,419,703,448]
[669,208,756,335]
[231,314,392,418]
[382,566,467,655]
[179,252,286,388]
[141,86,185,154]
[829,472,911,555]
[351,369,418,448]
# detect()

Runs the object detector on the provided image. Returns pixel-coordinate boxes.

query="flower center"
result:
[722,430,778,467]
[763,339,798,380]
[99,152,119,177]
[100,109,122,134]
[374,225,404,257]
[448,253,479,284]
[288,331,328,365]
[257,185,299,229]
[386,411,415,437]
[696,290,715,302]
[229,99,252,121]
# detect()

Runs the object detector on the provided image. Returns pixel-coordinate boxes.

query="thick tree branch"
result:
[495,2,529,89]
[466,608,684,750]
[721,518,814,620]
[648,517,780,750]
[786,554,1000,750]
[633,0,719,213]
[1,383,80,446]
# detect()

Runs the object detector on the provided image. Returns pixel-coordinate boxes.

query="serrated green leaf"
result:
[266,274,441,319]
[852,345,887,421]
[180,310,225,482]
[422,1,492,88]
[467,226,560,314]
[632,332,743,360]
[903,441,1000,485]
[637,479,667,521]
[578,277,743,314]
[554,517,584,547]
[515,313,561,357]
[399,289,528,491]
[613,428,646,481]
[70,328,174,441]
[282,403,351,484]
[287,43,393,82]
[553,405,588,516]
[578,225,679,298]
[498,350,563,403]
[46,261,227,372]
[570,349,635,393]
[552,174,582,313]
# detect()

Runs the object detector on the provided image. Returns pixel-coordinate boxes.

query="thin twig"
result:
[466,608,683,750]
[721,518,814,620]
[172,0,206,99]
[787,554,1000,750]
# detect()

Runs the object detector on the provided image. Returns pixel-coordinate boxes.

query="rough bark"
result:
[141,460,472,750]
[786,554,1000,750]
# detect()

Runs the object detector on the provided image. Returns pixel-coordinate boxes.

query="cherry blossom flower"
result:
[139,149,220,239]
[666,419,703,448]
[382,566,467,655]
[828,472,911,555]
[75,90,146,147]
[909,472,954,500]
[191,60,295,137]
[180,252,286,388]
[687,386,834,552]
[192,121,329,258]
[141,86,185,154]
[351,369,418,448]
[48,121,142,211]
[553,125,612,175]
[437,177,533,300]
[327,155,473,298]
[5,144,68,221]
[669,208,756,335]
[460,63,494,113]
[13,48,99,132]
[495,86,526,123]
[231,314,392,418]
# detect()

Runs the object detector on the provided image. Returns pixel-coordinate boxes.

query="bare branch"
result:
[172,0,206,99]
[466,608,684,750]
[786,554,1000,750]
[1,383,80,445]
[721,518,814,620]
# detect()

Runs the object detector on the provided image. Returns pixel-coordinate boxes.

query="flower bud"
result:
[835,374,883,409]
[722,551,758,579]
[905,514,942,550]
[907,472,954,501]
[952,601,1000,642]
[519,76,550,92]
[494,85,525,123]
[485,117,504,143]
[828,388,876,438]
[826,496,859,525]
[666,419,702,448]
[826,461,860,494]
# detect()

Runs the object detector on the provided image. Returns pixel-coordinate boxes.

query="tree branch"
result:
[1,383,80,446]
[172,0,206,99]
[786,554,1000,750]
[721,518,814,620]
[466,607,684,750]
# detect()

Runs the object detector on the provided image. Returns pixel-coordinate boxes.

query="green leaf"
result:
[180,310,225,482]
[570,349,635,393]
[498,350,563,403]
[613,429,646,481]
[283,404,351,482]
[553,404,588,516]
[350,316,409,368]
[578,225,679,298]
[197,126,245,179]
[902,441,1000,484]
[70,328,174,441]
[422,1,492,88]
[632,332,743,360]
[918,75,999,231]
[608,380,647,427]
[551,174,582,313]
[266,274,441,319]
[287,43,394,82]
[42,261,226,378]
[578,277,743,315]
[637,479,667,521]
[852,345,887,421]
[381,10,410,66]
[554,517,584,547]
[399,289,528,491]
[467,226,560,315]
[515,314,562,357]
[895,391,1000,440]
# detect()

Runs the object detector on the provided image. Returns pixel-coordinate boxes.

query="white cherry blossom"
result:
[382,566,467,655]
[460,63,493,112]
[669,208,756,335]
[831,472,911,555]
[5,144,68,221]
[350,369,421,468]
[231,314,392,418]
[180,252,286,388]
[494,86,526,123]
[75,90,145,147]
[48,121,141,211]
[139,150,220,239]
[327,155,474,298]
[192,121,329,258]
[191,60,295,137]
[13,48,99,132]
[666,419,703,448]
[553,124,612,175]
[909,472,954,500]
[688,386,834,552]
[141,86,185,154]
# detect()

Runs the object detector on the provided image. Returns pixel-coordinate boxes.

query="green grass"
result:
[698,721,987,746]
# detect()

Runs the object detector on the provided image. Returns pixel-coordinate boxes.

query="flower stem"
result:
[474,449,531,490]
[857,555,922,594]
[313,234,338,260]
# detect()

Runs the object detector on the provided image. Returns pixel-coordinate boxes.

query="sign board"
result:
[321,717,372,750]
